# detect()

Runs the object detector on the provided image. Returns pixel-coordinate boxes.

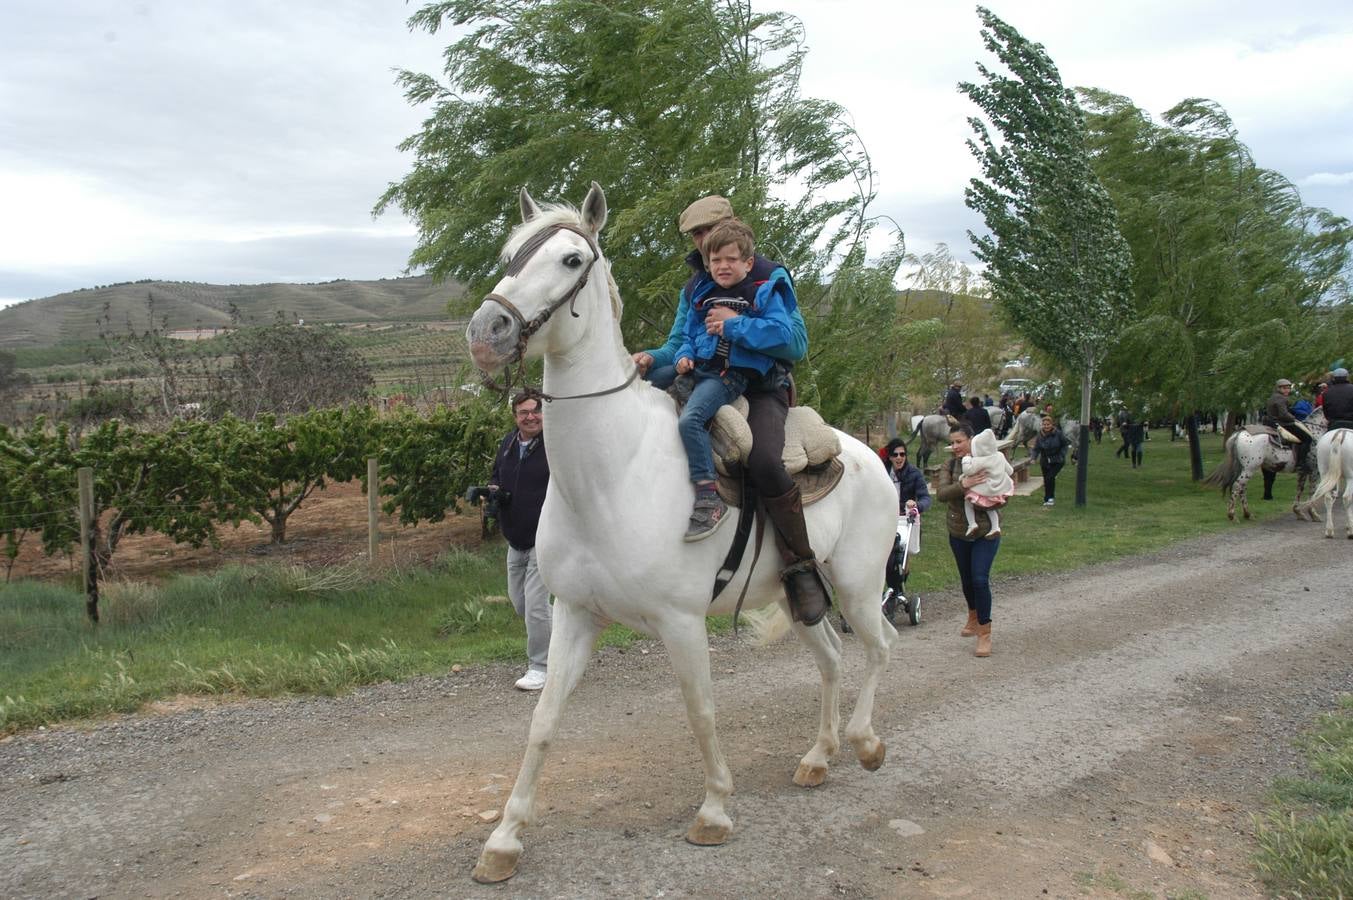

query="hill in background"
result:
[0,276,463,349]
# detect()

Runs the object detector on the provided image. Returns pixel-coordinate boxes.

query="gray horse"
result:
[907,414,952,469]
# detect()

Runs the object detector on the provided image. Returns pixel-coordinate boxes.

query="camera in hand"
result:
[465,485,510,518]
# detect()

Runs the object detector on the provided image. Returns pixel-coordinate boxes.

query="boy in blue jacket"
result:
[668,218,795,541]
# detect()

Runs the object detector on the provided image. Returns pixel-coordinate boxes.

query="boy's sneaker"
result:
[514,669,546,691]
[684,493,728,542]
[1043,498,1055,507]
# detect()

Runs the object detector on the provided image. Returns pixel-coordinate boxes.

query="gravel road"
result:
[3,515,1350,899]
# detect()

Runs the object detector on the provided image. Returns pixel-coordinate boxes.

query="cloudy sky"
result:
[2,0,1350,309]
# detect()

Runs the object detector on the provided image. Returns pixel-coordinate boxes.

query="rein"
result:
[479,222,639,402]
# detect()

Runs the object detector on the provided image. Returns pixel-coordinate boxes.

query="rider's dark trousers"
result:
[745,376,794,497]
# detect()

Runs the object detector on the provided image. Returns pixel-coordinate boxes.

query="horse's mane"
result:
[501,202,624,322]
[501,205,583,263]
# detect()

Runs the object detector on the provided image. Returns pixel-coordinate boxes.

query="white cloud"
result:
[1301,172,1353,187]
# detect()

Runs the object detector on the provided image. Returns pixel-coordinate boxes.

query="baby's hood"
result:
[971,428,998,456]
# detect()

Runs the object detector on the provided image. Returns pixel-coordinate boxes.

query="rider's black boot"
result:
[763,485,830,626]
[1262,468,1276,500]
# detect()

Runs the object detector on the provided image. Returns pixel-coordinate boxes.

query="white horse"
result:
[464,183,898,884]
[908,413,950,469]
[1203,409,1327,520]
[1300,428,1353,538]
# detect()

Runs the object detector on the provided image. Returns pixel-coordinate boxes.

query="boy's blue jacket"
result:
[643,251,807,369]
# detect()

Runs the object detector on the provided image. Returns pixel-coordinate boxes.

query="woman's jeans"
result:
[948,533,1000,625]
[1040,460,1064,501]
[678,368,747,483]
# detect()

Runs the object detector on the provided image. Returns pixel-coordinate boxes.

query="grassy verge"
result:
[1253,694,1353,898]
[0,429,1308,733]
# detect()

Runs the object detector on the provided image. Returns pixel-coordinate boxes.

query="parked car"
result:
[999,377,1034,396]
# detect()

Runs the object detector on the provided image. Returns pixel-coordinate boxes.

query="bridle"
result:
[478,222,639,402]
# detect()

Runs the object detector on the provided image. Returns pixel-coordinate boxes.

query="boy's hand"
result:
[705,306,738,336]
[676,357,694,374]
[631,351,653,375]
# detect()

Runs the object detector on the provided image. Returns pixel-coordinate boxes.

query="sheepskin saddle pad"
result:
[706,397,845,508]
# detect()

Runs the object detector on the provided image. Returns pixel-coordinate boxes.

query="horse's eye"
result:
[563,253,583,269]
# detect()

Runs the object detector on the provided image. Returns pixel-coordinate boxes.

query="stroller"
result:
[842,507,922,631]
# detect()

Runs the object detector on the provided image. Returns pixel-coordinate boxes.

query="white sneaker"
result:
[514,669,546,692]
[1043,498,1055,507]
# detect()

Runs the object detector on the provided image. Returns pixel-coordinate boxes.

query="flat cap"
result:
[1333,367,1349,378]
[678,195,734,233]
[1276,378,1293,388]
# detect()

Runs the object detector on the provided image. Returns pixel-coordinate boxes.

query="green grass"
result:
[0,429,1308,734]
[0,548,644,733]
[1253,694,1353,898]
[905,428,1299,599]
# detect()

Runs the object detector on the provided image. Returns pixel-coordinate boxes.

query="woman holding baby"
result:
[934,423,1010,658]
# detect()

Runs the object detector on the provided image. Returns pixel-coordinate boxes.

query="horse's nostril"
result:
[491,314,511,335]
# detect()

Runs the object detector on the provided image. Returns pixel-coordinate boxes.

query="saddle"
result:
[1244,423,1305,449]
[708,398,845,508]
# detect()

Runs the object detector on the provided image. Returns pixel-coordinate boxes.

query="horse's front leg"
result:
[788,610,844,786]
[1325,493,1337,538]
[1229,474,1246,520]
[473,601,606,884]
[656,615,734,846]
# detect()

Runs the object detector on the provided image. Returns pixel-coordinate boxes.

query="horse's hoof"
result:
[793,762,828,787]
[685,817,731,846]
[855,739,886,772]
[1226,511,1235,521]
[1242,509,1252,520]
[472,847,520,884]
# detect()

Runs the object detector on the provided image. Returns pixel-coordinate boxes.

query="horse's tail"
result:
[744,604,793,645]
[1301,430,1347,509]
[1202,432,1241,492]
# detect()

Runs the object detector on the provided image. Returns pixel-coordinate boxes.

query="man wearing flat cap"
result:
[1323,367,1353,430]
[631,196,832,626]
[1263,377,1313,472]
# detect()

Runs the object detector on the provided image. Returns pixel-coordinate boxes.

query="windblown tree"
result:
[1082,91,1352,473]
[960,6,1134,506]
[377,0,894,390]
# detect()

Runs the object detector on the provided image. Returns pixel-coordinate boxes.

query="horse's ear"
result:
[520,188,542,223]
[581,181,607,236]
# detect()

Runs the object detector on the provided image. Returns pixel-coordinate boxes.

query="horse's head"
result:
[466,182,609,373]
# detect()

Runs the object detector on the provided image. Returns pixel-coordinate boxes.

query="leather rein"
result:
[479,222,639,403]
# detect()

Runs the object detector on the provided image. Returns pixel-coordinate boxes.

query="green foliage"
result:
[378,0,877,355]
[377,394,509,524]
[1254,695,1353,898]
[217,406,378,544]
[960,7,1133,376]
[1082,90,1353,415]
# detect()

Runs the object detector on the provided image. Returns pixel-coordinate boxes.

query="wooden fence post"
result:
[367,457,379,568]
[77,466,98,623]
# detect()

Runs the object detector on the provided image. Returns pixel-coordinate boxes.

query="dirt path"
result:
[3,516,1350,899]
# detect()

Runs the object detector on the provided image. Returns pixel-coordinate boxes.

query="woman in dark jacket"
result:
[881,438,931,514]
[1031,416,1071,507]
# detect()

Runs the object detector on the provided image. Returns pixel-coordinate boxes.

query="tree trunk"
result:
[1075,366,1092,507]
[1187,413,1203,481]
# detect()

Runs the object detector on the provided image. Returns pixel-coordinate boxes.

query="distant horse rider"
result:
[1262,378,1313,473]
[1323,367,1353,430]
[941,381,966,426]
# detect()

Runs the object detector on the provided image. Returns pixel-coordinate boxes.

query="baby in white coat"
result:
[961,428,1015,538]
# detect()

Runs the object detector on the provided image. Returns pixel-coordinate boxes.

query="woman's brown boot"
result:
[975,622,992,657]
[960,609,979,637]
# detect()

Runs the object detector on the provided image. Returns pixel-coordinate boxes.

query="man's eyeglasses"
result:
[890,452,907,458]
[515,409,542,418]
